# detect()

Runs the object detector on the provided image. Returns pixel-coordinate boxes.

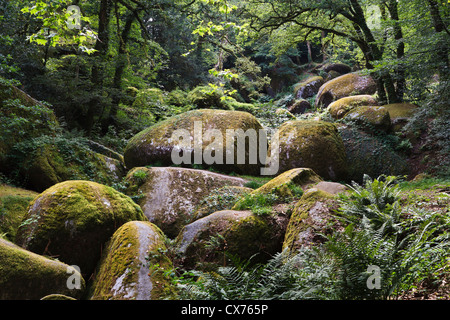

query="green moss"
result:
[282,189,337,254]
[90,221,175,300]
[328,95,378,119]
[275,121,348,181]
[344,106,391,132]
[124,109,265,175]
[0,238,85,299]
[315,72,377,108]
[15,180,147,277]
[11,135,125,192]
[0,184,38,241]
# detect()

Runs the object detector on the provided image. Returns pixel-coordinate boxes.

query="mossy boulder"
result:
[288,99,312,115]
[321,63,352,75]
[344,106,391,132]
[15,180,147,277]
[174,209,288,270]
[338,124,409,183]
[282,189,340,255]
[124,167,248,238]
[293,76,324,99]
[15,138,126,192]
[315,72,377,108]
[0,80,59,173]
[328,95,378,119]
[90,221,175,300]
[382,103,419,132]
[270,121,348,181]
[232,168,322,210]
[0,184,38,241]
[0,238,85,300]
[124,109,266,175]
[193,186,253,221]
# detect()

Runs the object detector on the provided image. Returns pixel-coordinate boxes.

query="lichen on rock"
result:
[124,166,248,238]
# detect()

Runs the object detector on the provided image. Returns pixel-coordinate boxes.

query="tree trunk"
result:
[85,0,112,136]
[102,13,136,133]
[427,0,450,81]
[387,0,406,101]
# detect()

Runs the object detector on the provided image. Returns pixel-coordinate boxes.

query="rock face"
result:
[15,180,147,277]
[174,210,288,270]
[124,109,267,175]
[315,72,377,108]
[282,189,340,254]
[270,121,348,181]
[90,221,175,300]
[338,125,409,183]
[328,95,378,119]
[293,76,324,99]
[0,238,85,300]
[344,106,391,132]
[124,167,248,238]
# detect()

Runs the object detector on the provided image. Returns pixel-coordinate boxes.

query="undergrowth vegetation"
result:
[173,175,450,300]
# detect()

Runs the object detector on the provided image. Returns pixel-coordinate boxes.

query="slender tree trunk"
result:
[102,13,136,133]
[427,0,450,81]
[387,0,406,101]
[85,0,112,136]
[350,0,400,104]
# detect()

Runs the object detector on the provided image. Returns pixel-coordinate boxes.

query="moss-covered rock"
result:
[0,184,38,241]
[315,72,377,108]
[328,95,378,119]
[321,63,352,75]
[16,139,126,192]
[293,76,324,99]
[338,124,409,183]
[174,209,288,270]
[232,168,322,210]
[344,106,391,132]
[15,180,147,277]
[270,121,348,181]
[193,186,253,221]
[90,221,175,300]
[124,167,248,238]
[0,79,59,174]
[282,189,340,255]
[288,99,312,115]
[0,238,85,300]
[124,109,266,175]
[382,103,419,133]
